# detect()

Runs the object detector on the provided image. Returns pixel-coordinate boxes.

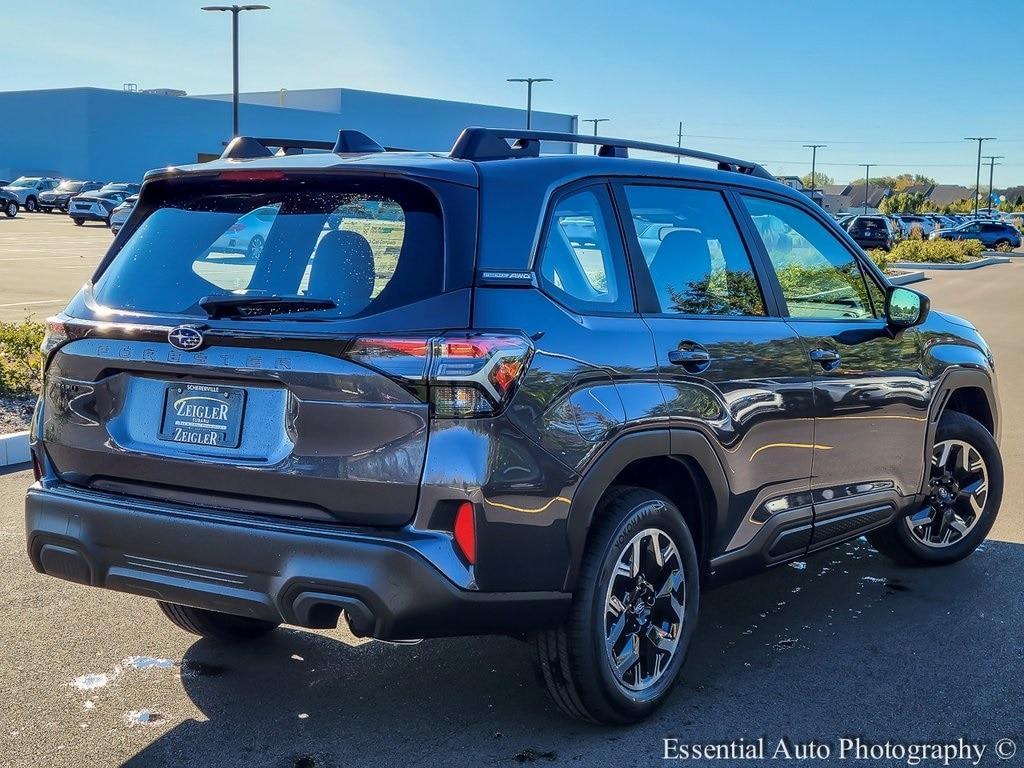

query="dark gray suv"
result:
[25,129,1003,724]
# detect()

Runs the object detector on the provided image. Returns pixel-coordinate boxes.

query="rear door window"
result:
[92,178,441,319]
[621,184,766,316]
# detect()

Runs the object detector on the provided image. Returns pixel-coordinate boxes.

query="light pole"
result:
[506,77,552,129]
[964,137,995,217]
[803,144,827,194]
[583,118,609,154]
[983,155,1004,214]
[861,164,872,214]
[676,121,684,163]
[202,4,270,138]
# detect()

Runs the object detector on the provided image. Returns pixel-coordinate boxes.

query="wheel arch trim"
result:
[921,367,998,493]
[562,428,730,591]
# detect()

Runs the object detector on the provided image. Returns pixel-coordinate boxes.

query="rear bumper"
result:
[69,210,108,221]
[25,484,569,640]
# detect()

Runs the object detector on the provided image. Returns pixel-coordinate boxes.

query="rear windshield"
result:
[850,218,886,233]
[92,177,443,319]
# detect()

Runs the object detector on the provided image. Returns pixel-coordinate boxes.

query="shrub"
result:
[885,238,984,265]
[0,320,45,396]
[867,248,892,272]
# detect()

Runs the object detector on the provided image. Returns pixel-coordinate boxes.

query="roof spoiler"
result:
[449,127,773,179]
[220,130,387,160]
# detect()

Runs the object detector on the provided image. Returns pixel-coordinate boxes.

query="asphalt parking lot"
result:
[1,219,1022,767]
[0,213,110,321]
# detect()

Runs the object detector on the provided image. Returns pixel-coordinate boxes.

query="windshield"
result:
[8,177,39,188]
[57,181,84,193]
[92,177,444,319]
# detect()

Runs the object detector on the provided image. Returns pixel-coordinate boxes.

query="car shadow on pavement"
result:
[121,536,1022,768]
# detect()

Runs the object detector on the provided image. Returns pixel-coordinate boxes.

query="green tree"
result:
[879,191,926,214]
[800,171,833,189]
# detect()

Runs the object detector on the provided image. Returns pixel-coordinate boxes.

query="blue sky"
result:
[7,0,1024,185]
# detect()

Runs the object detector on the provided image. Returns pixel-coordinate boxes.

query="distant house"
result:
[901,183,932,197]
[843,183,890,212]
[820,183,889,213]
[775,175,825,207]
[998,186,1024,207]
[925,184,975,207]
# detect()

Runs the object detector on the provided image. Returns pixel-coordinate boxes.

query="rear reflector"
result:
[454,501,477,564]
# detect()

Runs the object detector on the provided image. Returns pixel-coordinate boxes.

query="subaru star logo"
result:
[167,325,204,351]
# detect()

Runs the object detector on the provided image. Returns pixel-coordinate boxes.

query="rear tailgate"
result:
[42,334,436,525]
[39,170,476,526]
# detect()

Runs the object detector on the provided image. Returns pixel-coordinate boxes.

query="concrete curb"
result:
[0,431,30,467]
[889,255,1011,271]
[888,270,926,286]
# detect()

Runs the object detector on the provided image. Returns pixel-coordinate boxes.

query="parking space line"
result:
[0,299,68,308]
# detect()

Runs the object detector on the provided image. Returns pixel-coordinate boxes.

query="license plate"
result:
[159,384,246,448]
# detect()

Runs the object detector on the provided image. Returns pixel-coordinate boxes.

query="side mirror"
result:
[886,286,930,328]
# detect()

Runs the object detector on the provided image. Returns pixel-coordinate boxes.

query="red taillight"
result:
[40,317,70,363]
[217,170,286,182]
[347,333,532,418]
[453,501,477,564]
[352,337,431,357]
[31,452,42,482]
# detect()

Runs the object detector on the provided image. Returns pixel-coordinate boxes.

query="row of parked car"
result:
[0,176,139,229]
[835,210,1023,251]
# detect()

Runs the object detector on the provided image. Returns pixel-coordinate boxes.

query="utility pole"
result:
[676,121,684,163]
[861,164,872,214]
[964,137,996,217]
[984,155,1004,214]
[583,118,610,154]
[803,144,827,193]
[506,77,553,129]
[202,4,271,138]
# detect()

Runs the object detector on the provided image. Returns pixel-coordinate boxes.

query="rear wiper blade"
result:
[198,295,337,319]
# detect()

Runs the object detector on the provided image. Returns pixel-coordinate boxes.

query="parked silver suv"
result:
[2,176,60,212]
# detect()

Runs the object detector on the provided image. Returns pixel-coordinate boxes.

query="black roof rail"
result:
[220,130,388,160]
[449,127,773,179]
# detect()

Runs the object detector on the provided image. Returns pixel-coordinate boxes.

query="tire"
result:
[24,196,37,213]
[533,486,700,724]
[3,201,16,218]
[72,218,83,226]
[867,411,1002,566]
[246,234,265,260]
[157,601,280,641]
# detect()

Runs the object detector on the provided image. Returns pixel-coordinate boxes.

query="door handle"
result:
[668,344,712,372]
[809,348,841,370]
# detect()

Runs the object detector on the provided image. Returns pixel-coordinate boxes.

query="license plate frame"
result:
[158,383,246,449]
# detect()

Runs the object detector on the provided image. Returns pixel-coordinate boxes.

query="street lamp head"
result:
[202,4,270,10]
[507,77,553,84]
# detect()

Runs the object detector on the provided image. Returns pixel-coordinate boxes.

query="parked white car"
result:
[2,176,60,212]
[210,205,277,259]
[108,195,138,235]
